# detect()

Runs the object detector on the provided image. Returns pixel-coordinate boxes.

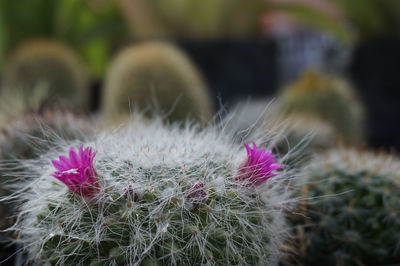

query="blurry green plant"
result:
[331,0,400,40]
[2,40,90,109]
[102,42,214,123]
[0,0,126,76]
[286,149,400,265]
[116,0,267,39]
[278,70,365,146]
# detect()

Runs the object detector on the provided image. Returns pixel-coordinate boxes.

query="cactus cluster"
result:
[287,149,400,265]
[278,71,365,146]
[2,39,89,109]
[102,42,214,123]
[10,115,297,265]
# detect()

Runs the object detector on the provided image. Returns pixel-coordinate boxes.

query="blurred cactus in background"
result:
[0,109,94,160]
[2,40,90,109]
[9,115,298,265]
[102,42,214,123]
[273,114,338,166]
[278,70,365,146]
[0,0,126,76]
[286,149,400,265]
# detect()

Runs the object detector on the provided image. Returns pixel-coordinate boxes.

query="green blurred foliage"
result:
[0,0,127,77]
[146,0,266,39]
[331,0,400,40]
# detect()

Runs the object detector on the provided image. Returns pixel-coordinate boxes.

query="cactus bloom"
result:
[51,145,99,197]
[187,181,207,203]
[236,142,283,186]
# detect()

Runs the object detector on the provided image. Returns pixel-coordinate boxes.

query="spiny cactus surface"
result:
[9,115,298,265]
[102,42,214,123]
[287,149,400,265]
[279,71,365,146]
[2,39,89,109]
[0,109,94,239]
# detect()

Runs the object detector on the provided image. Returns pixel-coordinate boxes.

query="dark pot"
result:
[349,39,400,150]
[178,38,278,108]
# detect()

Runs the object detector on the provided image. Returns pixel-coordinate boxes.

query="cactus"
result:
[2,39,89,109]
[0,109,94,160]
[102,42,214,123]
[0,109,95,249]
[286,149,400,265]
[278,115,338,151]
[278,70,365,146]
[8,114,299,265]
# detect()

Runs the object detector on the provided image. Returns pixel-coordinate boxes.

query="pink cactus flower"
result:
[187,181,207,203]
[51,145,99,197]
[236,142,283,186]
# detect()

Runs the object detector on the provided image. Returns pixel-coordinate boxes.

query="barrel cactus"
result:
[2,39,89,109]
[9,115,298,265]
[286,149,400,265]
[102,42,214,123]
[278,70,365,146]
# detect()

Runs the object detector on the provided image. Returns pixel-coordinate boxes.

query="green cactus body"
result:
[10,115,296,265]
[288,149,400,265]
[2,39,89,109]
[102,42,214,123]
[279,71,365,146]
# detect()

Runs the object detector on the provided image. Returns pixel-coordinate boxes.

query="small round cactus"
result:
[2,39,90,109]
[286,149,400,265]
[278,70,365,146]
[102,42,214,123]
[9,115,298,265]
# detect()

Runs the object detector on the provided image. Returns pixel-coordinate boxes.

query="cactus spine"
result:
[287,149,400,265]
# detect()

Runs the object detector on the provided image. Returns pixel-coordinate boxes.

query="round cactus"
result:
[2,39,90,109]
[286,149,400,265]
[278,70,365,146]
[102,42,214,123]
[8,115,298,265]
[0,109,95,241]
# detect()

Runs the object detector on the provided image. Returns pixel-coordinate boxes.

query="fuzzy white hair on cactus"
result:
[6,114,300,266]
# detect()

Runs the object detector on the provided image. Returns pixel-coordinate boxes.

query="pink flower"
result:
[187,181,207,203]
[51,145,99,197]
[236,142,283,186]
